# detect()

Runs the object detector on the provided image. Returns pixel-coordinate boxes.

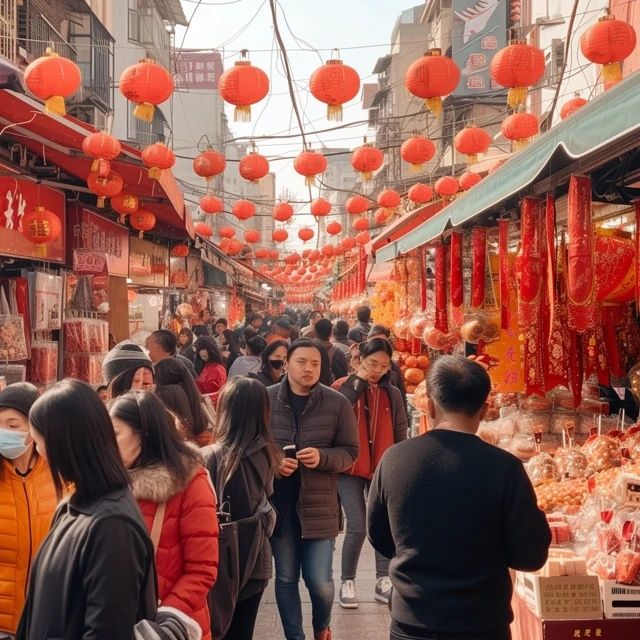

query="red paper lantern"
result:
[345,195,370,215]
[221,238,243,256]
[24,49,81,116]
[239,151,269,182]
[400,135,436,171]
[119,58,174,122]
[489,41,545,108]
[352,217,370,232]
[580,16,637,84]
[459,171,482,190]
[273,202,294,222]
[130,209,156,238]
[232,200,256,221]
[219,226,235,239]
[341,237,356,250]
[110,192,139,223]
[142,142,175,179]
[560,96,588,120]
[501,112,539,150]
[405,49,460,117]
[194,222,213,238]
[434,176,459,199]
[82,132,121,172]
[269,249,279,260]
[355,231,371,246]
[193,149,226,181]
[377,189,401,209]
[408,183,433,204]
[254,247,270,259]
[374,208,392,226]
[200,195,223,214]
[454,126,492,164]
[298,228,314,242]
[326,221,342,236]
[294,150,327,186]
[322,245,335,257]
[309,54,360,121]
[171,244,189,258]
[21,206,61,244]
[244,229,261,244]
[284,253,301,265]
[351,144,384,182]
[311,197,332,217]
[87,170,123,208]
[218,50,269,122]
[273,228,288,243]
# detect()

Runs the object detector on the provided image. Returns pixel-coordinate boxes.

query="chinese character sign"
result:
[174,51,223,90]
[452,0,508,97]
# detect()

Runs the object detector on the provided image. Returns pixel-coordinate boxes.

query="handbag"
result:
[0,283,28,362]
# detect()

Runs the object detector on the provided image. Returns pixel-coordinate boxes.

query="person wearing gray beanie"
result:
[102,341,154,399]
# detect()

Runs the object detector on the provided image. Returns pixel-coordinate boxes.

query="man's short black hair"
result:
[275,317,291,330]
[287,338,321,361]
[152,330,178,355]
[314,318,333,341]
[356,305,371,323]
[334,320,349,338]
[368,324,391,339]
[247,313,262,324]
[427,356,491,417]
[215,318,228,327]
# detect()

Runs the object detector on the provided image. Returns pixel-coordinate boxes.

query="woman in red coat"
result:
[194,336,228,396]
[109,391,219,640]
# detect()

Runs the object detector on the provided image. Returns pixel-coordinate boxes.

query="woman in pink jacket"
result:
[194,336,228,396]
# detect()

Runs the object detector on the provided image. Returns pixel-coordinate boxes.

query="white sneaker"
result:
[339,579,358,609]
[375,576,392,604]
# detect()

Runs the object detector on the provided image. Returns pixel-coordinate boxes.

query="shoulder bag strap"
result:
[150,502,166,556]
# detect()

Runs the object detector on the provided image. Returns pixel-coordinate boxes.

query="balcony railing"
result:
[20,11,77,62]
[0,0,18,62]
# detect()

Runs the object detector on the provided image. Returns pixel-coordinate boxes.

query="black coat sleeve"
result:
[331,348,348,381]
[366,456,395,560]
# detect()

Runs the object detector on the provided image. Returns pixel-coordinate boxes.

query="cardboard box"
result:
[600,580,640,619]
[516,572,603,620]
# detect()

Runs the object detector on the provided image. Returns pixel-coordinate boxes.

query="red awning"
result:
[0,89,191,238]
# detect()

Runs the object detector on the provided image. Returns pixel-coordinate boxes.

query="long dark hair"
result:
[109,391,201,487]
[360,337,393,359]
[29,380,129,502]
[153,358,208,436]
[259,339,288,381]
[178,327,194,348]
[222,329,242,356]
[214,377,278,484]
[109,365,154,399]
[194,336,224,373]
[155,384,195,440]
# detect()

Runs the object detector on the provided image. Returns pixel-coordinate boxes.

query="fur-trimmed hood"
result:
[129,455,201,503]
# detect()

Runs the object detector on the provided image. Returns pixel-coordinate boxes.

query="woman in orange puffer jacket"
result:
[0,383,57,636]
[109,391,219,640]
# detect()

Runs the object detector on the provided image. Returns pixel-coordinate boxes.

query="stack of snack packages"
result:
[62,317,109,385]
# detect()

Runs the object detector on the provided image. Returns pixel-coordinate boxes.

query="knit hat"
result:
[102,341,153,386]
[0,382,39,418]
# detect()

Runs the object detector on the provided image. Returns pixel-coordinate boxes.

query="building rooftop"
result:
[154,0,189,26]
[361,82,379,109]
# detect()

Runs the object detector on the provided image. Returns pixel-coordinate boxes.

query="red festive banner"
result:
[450,231,463,310]
[498,219,510,329]
[545,194,557,310]
[636,201,640,313]
[358,246,367,293]
[419,247,428,311]
[471,227,487,308]
[434,243,448,333]
[567,175,595,332]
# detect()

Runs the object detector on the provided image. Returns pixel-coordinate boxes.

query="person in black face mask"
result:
[249,340,288,387]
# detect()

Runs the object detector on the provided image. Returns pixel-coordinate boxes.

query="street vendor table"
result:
[511,594,640,640]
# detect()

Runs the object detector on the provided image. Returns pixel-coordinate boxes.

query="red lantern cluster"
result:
[218,50,269,122]
[405,49,460,117]
[82,132,121,175]
[309,54,360,121]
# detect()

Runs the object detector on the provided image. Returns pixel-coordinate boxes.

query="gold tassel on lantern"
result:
[138,231,144,239]
[133,102,155,123]
[465,153,478,165]
[97,197,106,208]
[507,86,528,109]
[44,95,67,116]
[425,97,442,118]
[234,105,251,122]
[513,138,531,152]
[147,167,162,180]
[327,104,343,122]
[359,171,372,182]
[305,176,316,187]
[602,61,623,84]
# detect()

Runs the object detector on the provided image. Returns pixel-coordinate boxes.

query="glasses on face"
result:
[363,358,390,372]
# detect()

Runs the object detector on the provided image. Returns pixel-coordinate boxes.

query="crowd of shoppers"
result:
[0,305,551,640]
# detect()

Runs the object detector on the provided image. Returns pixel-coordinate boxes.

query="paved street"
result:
[254,535,391,639]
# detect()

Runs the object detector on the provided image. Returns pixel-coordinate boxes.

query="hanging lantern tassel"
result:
[508,87,527,110]
[305,176,316,187]
[234,105,251,123]
[602,62,623,84]
[425,97,443,118]
[97,196,106,208]
[138,230,144,239]
[147,167,162,180]
[44,95,66,117]
[96,159,111,179]
[133,102,155,123]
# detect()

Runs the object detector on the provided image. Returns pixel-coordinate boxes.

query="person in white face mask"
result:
[0,383,57,638]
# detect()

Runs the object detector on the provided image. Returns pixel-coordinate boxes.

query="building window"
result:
[544,38,565,85]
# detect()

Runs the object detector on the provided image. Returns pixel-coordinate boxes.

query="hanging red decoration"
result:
[294,150,327,186]
[82,132,121,172]
[110,192,139,224]
[352,217,370,232]
[594,232,636,302]
[501,112,539,150]
[141,142,175,179]
[273,202,294,222]
[450,231,463,312]
[489,41,545,108]
[130,209,156,239]
[321,245,335,257]
[244,229,261,244]
[232,200,256,221]
[560,95,588,120]
[311,197,332,217]
[218,226,235,239]
[254,247,270,259]
[194,222,214,238]
[637,203,640,313]
[408,183,433,204]
[351,144,384,182]
[239,151,270,182]
[326,221,343,236]
[498,219,511,329]
[284,253,301,265]
[298,228,314,243]
[221,238,243,256]
[400,135,436,171]
[24,49,81,116]
[355,231,370,246]
[119,58,174,123]
[193,149,226,181]
[434,176,459,199]
[87,170,123,208]
[374,208,392,226]
[471,228,487,308]
[454,126,492,164]
[345,195,370,215]
[377,189,401,210]
[567,175,596,332]
[309,53,361,121]
[21,207,61,245]
[580,16,637,84]
[459,171,481,190]
[341,237,356,250]
[200,195,223,215]
[404,48,461,117]
[272,228,288,243]
[434,244,448,332]
[170,244,189,258]
[218,50,269,122]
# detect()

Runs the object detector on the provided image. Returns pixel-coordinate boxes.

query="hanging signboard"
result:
[129,237,169,287]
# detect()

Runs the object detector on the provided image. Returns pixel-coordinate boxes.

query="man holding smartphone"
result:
[268,339,359,640]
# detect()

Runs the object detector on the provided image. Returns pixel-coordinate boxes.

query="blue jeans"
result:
[271,526,335,640]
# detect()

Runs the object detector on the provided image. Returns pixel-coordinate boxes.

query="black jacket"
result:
[249,368,283,387]
[367,429,551,637]
[347,321,372,344]
[17,488,156,640]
